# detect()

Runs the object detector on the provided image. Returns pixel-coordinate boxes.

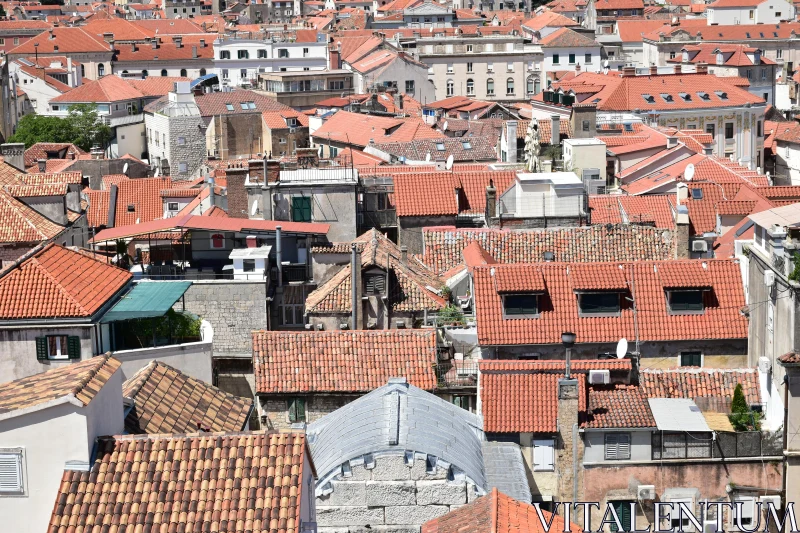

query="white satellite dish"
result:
[122,162,129,175]
[425,152,431,162]
[445,154,454,170]
[603,59,609,68]
[616,338,628,359]
[684,163,695,182]
[443,120,449,131]
[251,202,259,216]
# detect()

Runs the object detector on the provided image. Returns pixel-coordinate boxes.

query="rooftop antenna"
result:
[684,162,695,181]
[616,338,628,359]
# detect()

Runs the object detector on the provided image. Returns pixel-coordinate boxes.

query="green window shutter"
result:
[35,337,48,361]
[292,197,312,222]
[67,336,81,360]
[296,397,306,422]
[611,501,632,532]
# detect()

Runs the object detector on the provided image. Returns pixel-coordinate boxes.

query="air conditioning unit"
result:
[588,369,610,384]
[758,356,772,374]
[703,521,719,533]
[339,323,349,330]
[760,495,781,513]
[289,127,297,133]
[692,240,708,253]
[764,269,776,287]
[637,485,656,501]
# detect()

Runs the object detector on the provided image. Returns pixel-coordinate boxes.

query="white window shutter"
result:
[618,434,631,460]
[0,453,23,493]
[606,433,619,460]
[533,440,554,471]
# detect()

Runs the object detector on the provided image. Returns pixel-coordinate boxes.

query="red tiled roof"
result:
[0,244,131,319]
[584,384,656,428]
[494,265,546,293]
[23,143,85,168]
[8,27,111,55]
[115,177,172,226]
[393,170,516,217]
[640,368,761,404]
[312,110,443,148]
[52,74,145,103]
[85,189,110,228]
[21,171,82,185]
[657,260,712,288]
[473,259,747,346]
[539,27,598,47]
[194,89,293,116]
[49,431,309,533]
[669,44,776,67]
[588,194,675,229]
[423,489,581,533]
[616,20,671,43]
[570,263,628,290]
[522,11,580,31]
[252,330,438,393]
[419,225,674,275]
[0,190,65,243]
[479,360,628,433]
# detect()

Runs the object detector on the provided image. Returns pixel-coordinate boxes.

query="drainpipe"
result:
[276,226,282,287]
[351,243,358,329]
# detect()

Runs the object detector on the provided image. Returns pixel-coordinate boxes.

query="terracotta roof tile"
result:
[253,329,438,393]
[123,361,252,434]
[419,225,673,275]
[8,26,111,55]
[589,194,675,229]
[21,172,82,185]
[52,74,148,103]
[640,368,760,404]
[494,265,546,293]
[657,260,712,288]
[0,354,121,415]
[5,183,68,197]
[393,170,516,217]
[539,27,598,47]
[85,189,110,228]
[473,259,747,346]
[423,489,581,533]
[49,431,309,533]
[115,177,172,225]
[194,89,293,116]
[312,110,443,148]
[0,243,131,319]
[0,190,65,243]
[584,385,656,428]
[373,136,498,163]
[23,143,86,168]
[570,263,628,290]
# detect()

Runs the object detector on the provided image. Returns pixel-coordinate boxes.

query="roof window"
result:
[660,93,674,103]
[691,188,703,200]
[746,32,751,38]
[225,103,234,111]
[578,292,621,315]
[715,91,728,100]
[127,204,135,212]
[623,123,633,132]
[759,32,764,38]
[667,290,705,313]
[462,141,472,150]
[436,142,446,151]
[679,92,691,101]
[698,92,710,100]
[642,94,655,103]
[503,294,540,318]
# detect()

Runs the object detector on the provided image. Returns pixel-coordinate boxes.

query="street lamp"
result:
[561,331,576,379]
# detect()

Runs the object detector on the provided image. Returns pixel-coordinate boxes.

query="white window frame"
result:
[668,498,695,531]
[0,449,25,496]
[47,335,69,360]
[734,496,757,530]
[533,439,555,471]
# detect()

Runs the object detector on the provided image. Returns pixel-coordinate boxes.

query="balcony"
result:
[359,209,397,228]
[271,263,310,283]
[434,359,478,389]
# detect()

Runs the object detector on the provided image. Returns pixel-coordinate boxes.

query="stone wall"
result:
[316,453,480,533]
[168,115,206,180]
[177,280,266,357]
[257,394,354,430]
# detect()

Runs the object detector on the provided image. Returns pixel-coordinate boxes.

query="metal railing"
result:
[434,360,479,389]
[713,431,783,458]
[359,209,397,228]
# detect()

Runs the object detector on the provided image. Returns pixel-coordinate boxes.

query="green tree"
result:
[729,383,761,431]
[8,114,75,148]
[67,103,112,151]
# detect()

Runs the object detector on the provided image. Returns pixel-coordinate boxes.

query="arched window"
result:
[199,68,206,76]
[527,76,534,94]
[180,68,187,77]
[486,78,494,96]
[534,77,541,95]
[466,78,474,96]
[142,69,148,78]
[98,64,105,77]
[161,69,168,77]
[506,77,514,95]
[446,79,454,97]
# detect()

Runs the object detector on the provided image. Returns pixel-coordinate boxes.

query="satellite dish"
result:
[616,338,628,359]
[684,163,695,182]
[251,202,259,216]
[425,152,431,162]
[603,59,609,68]
[122,162,129,175]
[443,120,449,131]
[445,154,454,170]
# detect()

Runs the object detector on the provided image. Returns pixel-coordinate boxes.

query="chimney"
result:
[575,62,581,73]
[622,66,636,77]
[49,29,56,40]
[394,91,403,111]
[151,38,159,50]
[200,38,206,48]
[276,226,283,286]
[555,373,582,503]
[225,168,248,218]
[400,245,408,265]
[90,144,104,159]
[696,62,708,74]
[107,183,118,227]
[174,35,183,48]
[703,146,713,156]
[506,121,518,163]
[666,136,678,149]
[675,204,690,259]
[551,115,561,146]
[192,45,198,59]
[37,159,46,172]
[265,159,281,183]
[329,46,341,69]
[351,243,363,329]
[649,64,657,76]
[131,43,137,52]
[486,179,497,219]
[0,143,26,171]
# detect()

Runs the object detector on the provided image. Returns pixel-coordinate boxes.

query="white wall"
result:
[583,429,653,463]
[214,40,328,87]
[708,0,794,24]
[114,339,213,383]
[542,46,601,79]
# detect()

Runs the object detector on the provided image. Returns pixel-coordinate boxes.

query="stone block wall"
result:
[316,453,481,533]
[169,115,206,181]
[177,280,266,356]
[258,394,354,430]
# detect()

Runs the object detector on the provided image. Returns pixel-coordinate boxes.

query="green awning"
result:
[101,281,192,323]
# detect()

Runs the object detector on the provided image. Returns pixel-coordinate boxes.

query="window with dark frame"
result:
[725,123,734,139]
[604,433,631,460]
[243,259,256,272]
[36,335,80,361]
[503,294,539,316]
[609,501,634,532]
[680,351,702,367]
[291,196,312,222]
[288,397,306,422]
[652,432,712,459]
[579,292,621,314]
[668,290,704,312]
[364,273,386,295]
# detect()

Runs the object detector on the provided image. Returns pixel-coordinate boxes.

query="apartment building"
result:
[707,0,795,25]
[415,32,543,102]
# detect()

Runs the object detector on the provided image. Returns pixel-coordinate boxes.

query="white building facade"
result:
[707,0,795,25]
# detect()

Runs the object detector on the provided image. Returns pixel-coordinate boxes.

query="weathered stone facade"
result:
[257,394,354,430]
[177,280,267,356]
[167,115,206,180]
[316,454,480,533]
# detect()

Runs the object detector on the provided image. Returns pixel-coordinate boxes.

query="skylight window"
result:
[661,93,674,103]
[240,102,248,110]
[691,188,703,200]
[225,103,234,111]
[715,91,728,100]
[436,142,446,151]
[759,32,764,38]
[642,94,655,103]
[679,92,691,101]
[774,32,779,37]
[745,32,751,38]
[698,92,710,100]
[462,141,472,150]
[624,123,633,132]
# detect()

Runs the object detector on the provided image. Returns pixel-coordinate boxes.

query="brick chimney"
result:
[174,35,183,48]
[226,168,248,219]
[37,159,46,172]
[266,159,281,182]
[192,45,198,59]
[621,66,636,77]
[329,45,341,69]
[649,64,658,76]
[249,159,265,183]
[696,62,708,74]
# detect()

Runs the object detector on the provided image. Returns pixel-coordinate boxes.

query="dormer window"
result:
[715,91,728,100]
[502,294,539,318]
[364,273,386,295]
[679,92,691,102]
[287,117,297,127]
[667,290,704,313]
[578,292,621,315]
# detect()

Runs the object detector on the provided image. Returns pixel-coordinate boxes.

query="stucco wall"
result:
[178,280,266,357]
[0,325,96,383]
[271,185,358,243]
[114,339,213,383]
[316,453,481,533]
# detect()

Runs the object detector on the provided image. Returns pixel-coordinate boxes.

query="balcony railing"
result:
[434,360,478,389]
[713,431,782,458]
[359,209,397,228]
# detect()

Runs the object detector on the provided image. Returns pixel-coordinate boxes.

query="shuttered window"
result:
[288,397,306,423]
[610,501,634,532]
[364,274,386,295]
[0,451,23,494]
[605,433,631,460]
[35,336,80,361]
[533,439,555,471]
[291,197,312,222]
